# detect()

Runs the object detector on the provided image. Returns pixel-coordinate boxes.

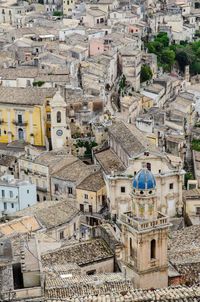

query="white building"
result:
[50,91,71,150]
[0,174,36,216]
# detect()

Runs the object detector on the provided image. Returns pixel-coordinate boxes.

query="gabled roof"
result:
[0,87,56,105]
[15,199,79,229]
[108,120,158,158]
[41,238,113,267]
[77,170,105,191]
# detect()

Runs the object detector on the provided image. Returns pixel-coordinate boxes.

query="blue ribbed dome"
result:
[133,169,156,190]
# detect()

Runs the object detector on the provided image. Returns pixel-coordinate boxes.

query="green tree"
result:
[160,49,175,71]
[140,64,153,83]
[53,11,63,16]
[175,47,195,72]
[156,32,169,47]
[119,74,126,95]
[190,61,200,74]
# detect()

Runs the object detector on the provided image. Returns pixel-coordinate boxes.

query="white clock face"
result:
[56,129,63,136]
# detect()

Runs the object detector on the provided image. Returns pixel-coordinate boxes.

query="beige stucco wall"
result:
[106,154,183,217]
[76,186,107,213]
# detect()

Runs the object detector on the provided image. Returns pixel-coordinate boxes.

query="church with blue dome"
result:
[133,168,156,191]
[120,166,169,289]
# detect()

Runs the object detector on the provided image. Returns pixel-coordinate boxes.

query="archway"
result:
[18,128,24,140]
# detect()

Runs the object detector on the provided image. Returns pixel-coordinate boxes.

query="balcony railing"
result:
[12,120,28,126]
[120,212,169,231]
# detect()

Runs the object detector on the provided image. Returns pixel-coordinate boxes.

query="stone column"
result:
[7,111,12,143]
[29,110,34,144]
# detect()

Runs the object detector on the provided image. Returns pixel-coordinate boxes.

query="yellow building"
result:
[141,95,154,110]
[76,170,107,213]
[63,0,75,16]
[0,87,56,146]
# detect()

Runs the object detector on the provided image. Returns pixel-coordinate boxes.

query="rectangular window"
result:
[3,202,7,210]
[121,186,126,193]
[169,183,173,190]
[80,204,84,212]
[89,205,92,213]
[9,191,13,198]
[17,114,22,124]
[86,269,96,275]
[68,187,73,195]
[84,194,88,199]
[55,184,59,192]
[196,207,200,215]
[27,190,29,194]
[47,113,51,121]
[2,190,5,198]
[11,203,14,208]
[59,231,64,239]
[147,162,151,171]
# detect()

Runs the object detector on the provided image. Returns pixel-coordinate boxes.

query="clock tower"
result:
[50,91,71,150]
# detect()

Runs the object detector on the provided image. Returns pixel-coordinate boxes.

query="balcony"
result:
[0,197,18,202]
[12,120,28,126]
[120,212,169,231]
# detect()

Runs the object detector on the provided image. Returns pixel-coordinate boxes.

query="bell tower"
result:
[50,91,71,150]
[120,168,169,289]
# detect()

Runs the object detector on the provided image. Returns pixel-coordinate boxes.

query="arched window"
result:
[57,111,61,123]
[130,237,134,258]
[150,239,156,259]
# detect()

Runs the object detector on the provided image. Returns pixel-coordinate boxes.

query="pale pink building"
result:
[128,25,140,34]
[89,38,105,56]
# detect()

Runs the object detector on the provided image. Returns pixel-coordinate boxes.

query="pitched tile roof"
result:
[0,87,56,105]
[15,199,79,229]
[41,238,114,267]
[76,170,105,191]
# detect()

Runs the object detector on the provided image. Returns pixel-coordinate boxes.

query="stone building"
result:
[168,225,200,285]
[76,170,107,213]
[120,169,169,288]
[183,189,200,225]
[19,149,76,201]
[51,159,98,200]
[119,46,141,92]
[15,199,80,242]
[94,120,184,218]
[41,238,114,275]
